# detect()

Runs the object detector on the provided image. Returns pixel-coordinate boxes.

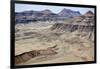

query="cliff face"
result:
[51,11,95,41]
[51,23,94,32]
[51,11,94,32]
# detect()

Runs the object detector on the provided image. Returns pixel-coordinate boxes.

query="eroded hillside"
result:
[15,11,95,65]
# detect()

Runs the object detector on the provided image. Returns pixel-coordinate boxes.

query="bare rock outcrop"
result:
[51,23,94,32]
[50,11,95,41]
[15,45,58,64]
[51,10,94,32]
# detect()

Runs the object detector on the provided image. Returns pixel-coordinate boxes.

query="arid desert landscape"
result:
[15,5,95,65]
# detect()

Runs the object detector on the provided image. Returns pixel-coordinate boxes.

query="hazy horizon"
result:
[15,3,95,14]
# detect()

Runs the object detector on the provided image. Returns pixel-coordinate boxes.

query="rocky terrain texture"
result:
[51,11,94,41]
[58,8,81,17]
[15,10,95,65]
[15,45,58,64]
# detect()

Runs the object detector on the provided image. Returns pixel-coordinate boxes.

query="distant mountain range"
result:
[15,8,93,23]
[58,8,81,17]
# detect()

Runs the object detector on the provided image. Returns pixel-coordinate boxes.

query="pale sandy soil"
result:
[15,22,94,65]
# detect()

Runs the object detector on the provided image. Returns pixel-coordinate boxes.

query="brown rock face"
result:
[51,14,94,32]
[15,45,58,64]
[51,23,94,32]
[15,50,39,64]
[51,11,95,41]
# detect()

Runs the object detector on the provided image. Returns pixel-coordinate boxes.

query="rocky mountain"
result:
[58,8,81,17]
[15,10,40,23]
[15,9,57,18]
[15,8,81,23]
[84,10,94,16]
[40,9,58,17]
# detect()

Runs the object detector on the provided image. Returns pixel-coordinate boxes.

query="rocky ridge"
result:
[15,9,81,23]
[50,11,95,41]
